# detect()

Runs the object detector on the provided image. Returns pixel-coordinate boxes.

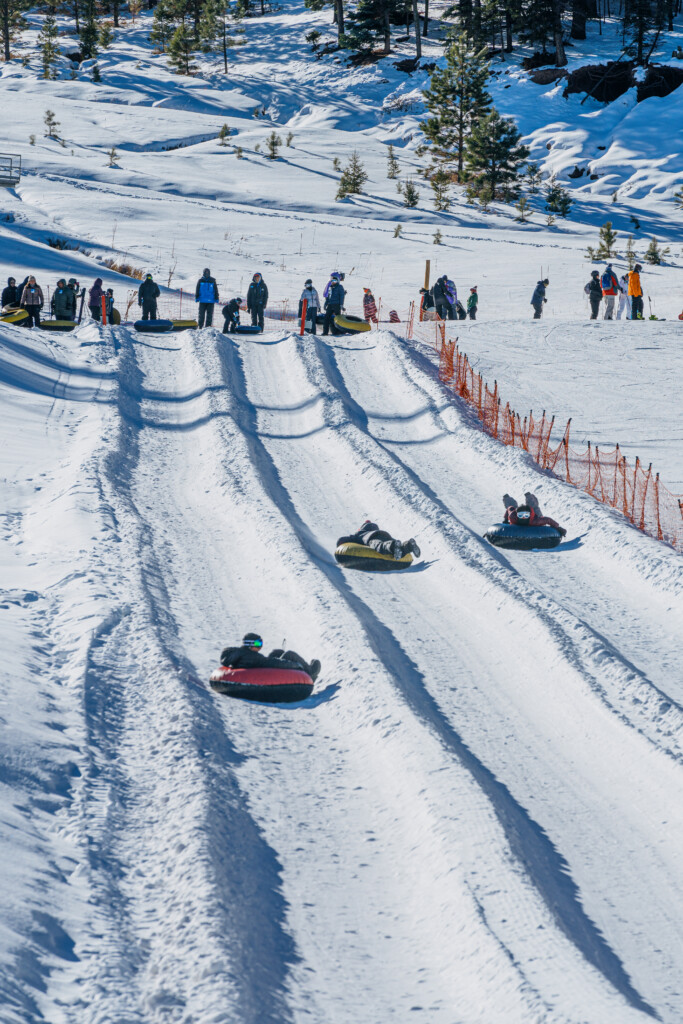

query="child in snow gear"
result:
[419,287,435,319]
[2,277,19,308]
[247,273,268,330]
[220,632,321,681]
[585,271,602,319]
[502,493,566,534]
[299,280,321,334]
[363,288,378,324]
[336,520,421,561]
[617,274,631,319]
[89,278,105,321]
[222,297,242,334]
[601,264,620,320]
[322,273,345,336]
[138,274,160,321]
[105,289,114,320]
[51,279,76,321]
[531,279,548,319]
[21,277,44,327]
[467,287,478,320]
[628,264,644,319]
[195,268,220,328]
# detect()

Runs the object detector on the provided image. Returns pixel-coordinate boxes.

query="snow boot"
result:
[503,493,517,510]
[308,660,321,682]
[524,492,542,516]
[402,538,421,558]
[391,539,403,560]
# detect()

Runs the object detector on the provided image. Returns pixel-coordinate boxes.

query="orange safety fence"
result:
[435,334,682,553]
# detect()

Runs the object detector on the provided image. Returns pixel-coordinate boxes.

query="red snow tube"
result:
[209,666,314,703]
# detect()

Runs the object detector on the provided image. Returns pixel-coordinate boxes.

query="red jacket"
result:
[504,506,561,529]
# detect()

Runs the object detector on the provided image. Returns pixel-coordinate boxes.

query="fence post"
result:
[299,298,307,336]
[655,473,662,540]
[179,288,183,320]
[101,294,107,325]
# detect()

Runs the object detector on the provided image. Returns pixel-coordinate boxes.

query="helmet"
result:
[515,504,535,523]
[305,279,312,286]
[242,632,263,648]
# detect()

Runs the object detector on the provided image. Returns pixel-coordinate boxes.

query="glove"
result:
[559,527,567,537]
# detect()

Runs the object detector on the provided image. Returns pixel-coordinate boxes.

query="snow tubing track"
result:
[334,541,414,571]
[209,666,314,702]
[484,522,563,549]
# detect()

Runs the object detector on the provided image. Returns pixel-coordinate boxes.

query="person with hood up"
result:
[362,287,378,325]
[52,279,76,321]
[467,286,478,320]
[88,278,105,321]
[336,520,421,561]
[220,632,321,682]
[584,270,602,319]
[105,289,115,321]
[20,276,44,327]
[247,272,268,330]
[601,263,621,319]
[617,273,631,319]
[299,279,321,334]
[502,493,566,535]
[531,279,548,319]
[322,272,345,336]
[323,271,344,300]
[195,268,220,328]
[628,264,644,320]
[444,278,458,320]
[138,274,160,321]
[222,297,242,334]
[419,287,435,318]
[2,277,20,309]
[431,276,451,321]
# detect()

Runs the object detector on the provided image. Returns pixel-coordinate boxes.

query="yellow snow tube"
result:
[39,320,77,332]
[0,308,28,324]
[334,542,413,572]
[171,319,198,331]
[110,308,121,325]
[334,314,371,333]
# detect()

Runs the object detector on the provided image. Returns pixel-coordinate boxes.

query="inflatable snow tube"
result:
[333,314,371,334]
[0,308,29,324]
[209,666,314,703]
[39,320,77,332]
[484,522,563,550]
[171,319,197,331]
[233,324,263,335]
[334,541,413,571]
[110,308,121,325]
[134,319,174,334]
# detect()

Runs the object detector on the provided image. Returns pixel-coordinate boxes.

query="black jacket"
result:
[195,275,219,302]
[324,282,345,308]
[531,281,547,306]
[337,521,392,547]
[220,644,304,671]
[138,278,160,302]
[222,298,241,319]
[586,277,602,299]
[247,280,268,310]
[421,291,434,310]
[52,287,77,320]
[2,282,19,307]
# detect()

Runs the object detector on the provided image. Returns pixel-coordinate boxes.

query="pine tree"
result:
[643,236,670,264]
[218,123,229,145]
[80,0,99,58]
[99,19,113,47]
[341,0,402,54]
[43,109,60,139]
[199,0,221,50]
[433,228,443,244]
[674,185,683,210]
[515,194,530,221]
[431,167,451,210]
[596,221,618,258]
[336,152,368,199]
[0,0,29,61]
[386,143,399,178]
[266,130,282,159]
[464,108,529,201]
[39,9,59,79]
[107,146,118,166]
[403,178,419,207]
[544,174,572,217]
[420,32,491,181]
[150,0,177,52]
[168,23,196,74]
[393,223,403,237]
[624,234,636,270]
[525,162,542,194]
[304,0,345,47]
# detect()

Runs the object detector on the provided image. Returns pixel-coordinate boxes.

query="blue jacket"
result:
[531,281,546,306]
[196,276,219,303]
[325,282,345,308]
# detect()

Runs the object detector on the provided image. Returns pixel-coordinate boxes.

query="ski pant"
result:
[631,296,644,319]
[435,302,449,321]
[141,300,157,321]
[589,296,601,319]
[603,295,616,319]
[617,295,630,319]
[250,304,265,330]
[532,303,543,319]
[306,307,318,334]
[222,315,239,334]
[322,303,341,336]
[468,308,477,320]
[268,649,316,678]
[89,304,101,322]
[23,306,41,327]
[198,302,214,328]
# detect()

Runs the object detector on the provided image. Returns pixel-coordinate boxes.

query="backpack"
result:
[601,271,613,290]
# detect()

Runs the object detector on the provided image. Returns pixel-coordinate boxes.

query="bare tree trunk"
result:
[74,0,80,33]
[335,0,344,41]
[553,0,567,64]
[423,0,429,35]
[2,0,10,61]
[113,0,119,26]
[505,7,513,50]
[383,2,391,52]
[412,0,421,56]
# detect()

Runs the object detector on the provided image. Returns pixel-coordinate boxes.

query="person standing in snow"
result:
[432,276,451,321]
[323,271,344,302]
[322,273,345,336]
[2,277,20,308]
[195,268,220,328]
[138,274,160,321]
[629,264,644,320]
[419,287,434,319]
[444,278,458,319]
[531,279,548,319]
[298,279,320,334]
[362,287,378,325]
[20,276,44,327]
[247,272,268,330]
[617,273,631,319]
[222,297,242,333]
[601,264,620,320]
[584,270,602,320]
[467,286,478,320]
[51,279,76,321]
[88,278,105,321]
[105,289,115,321]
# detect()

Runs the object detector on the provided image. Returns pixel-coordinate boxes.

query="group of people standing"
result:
[420,276,478,321]
[1,274,115,326]
[584,264,644,320]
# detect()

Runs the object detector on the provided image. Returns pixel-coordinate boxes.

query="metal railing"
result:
[0,153,21,188]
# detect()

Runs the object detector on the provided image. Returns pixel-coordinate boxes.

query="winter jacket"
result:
[220,644,306,672]
[531,281,546,307]
[444,279,457,304]
[195,276,219,303]
[247,279,268,311]
[52,286,77,320]
[601,267,620,296]
[1,281,19,307]
[467,292,478,310]
[337,521,393,547]
[89,278,104,309]
[222,298,241,320]
[324,282,345,308]
[21,284,43,308]
[585,276,602,300]
[363,292,378,322]
[138,278,161,302]
[298,286,320,316]
[323,274,343,299]
[504,506,561,530]
[628,271,643,298]
[432,279,448,305]
[420,291,434,310]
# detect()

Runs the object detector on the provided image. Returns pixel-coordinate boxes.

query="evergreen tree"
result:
[336,152,368,198]
[150,0,177,51]
[266,130,282,159]
[625,233,636,270]
[420,32,491,181]
[0,0,29,61]
[44,109,60,139]
[464,108,529,200]
[341,0,404,54]
[433,228,443,244]
[386,143,399,178]
[643,236,670,264]
[673,185,683,210]
[544,174,572,217]
[168,22,196,73]
[39,8,59,79]
[79,0,99,58]
[525,162,542,194]
[403,178,419,206]
[393,223,403,237]
[199,0,221,49]
[99,19,114,47]
[515,194,530,221]
[431,167,451,210]
[218,123,229,145]
[596,220,618,258]
[625,0,664,65]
